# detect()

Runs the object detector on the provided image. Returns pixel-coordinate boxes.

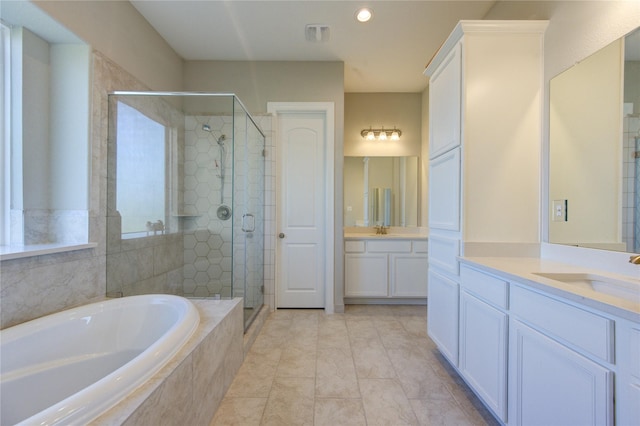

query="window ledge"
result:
[0,242,98,261]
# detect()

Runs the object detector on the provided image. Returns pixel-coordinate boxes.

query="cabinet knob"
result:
[279,233,285,239]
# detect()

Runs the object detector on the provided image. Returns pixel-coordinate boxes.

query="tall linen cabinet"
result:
[425,21,547,423]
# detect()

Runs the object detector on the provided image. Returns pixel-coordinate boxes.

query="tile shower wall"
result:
[623,114,639,252]
[181,115,235,298]
[182,114,269,304]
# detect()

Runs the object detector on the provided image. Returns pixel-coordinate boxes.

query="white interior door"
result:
[268,103,334,310]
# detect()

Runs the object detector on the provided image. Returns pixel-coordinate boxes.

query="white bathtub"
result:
[0,294,200,426]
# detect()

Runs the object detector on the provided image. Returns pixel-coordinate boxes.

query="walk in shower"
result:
[106,93,265,329]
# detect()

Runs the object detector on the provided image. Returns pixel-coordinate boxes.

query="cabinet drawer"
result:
[510,285,614,363]
[460,265,508,310]
[345,240,365,253]
[413,240,428,253]
[428,235,459,276]
[367,240,411,253]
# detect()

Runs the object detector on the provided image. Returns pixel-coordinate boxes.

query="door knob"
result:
[279,233,285,239]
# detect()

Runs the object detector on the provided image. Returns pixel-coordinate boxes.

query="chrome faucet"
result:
[630,254,640,265]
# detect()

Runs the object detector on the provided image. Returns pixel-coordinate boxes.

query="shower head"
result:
[202,124,226,145]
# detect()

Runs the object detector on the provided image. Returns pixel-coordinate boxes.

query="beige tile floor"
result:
[211,305,500,426]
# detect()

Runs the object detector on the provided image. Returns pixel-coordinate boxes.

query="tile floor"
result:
[211,305,500,426]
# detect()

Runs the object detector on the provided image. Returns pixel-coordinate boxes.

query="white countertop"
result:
[460,256,640,323]
[344,233,428,240]
[344,226,428,240]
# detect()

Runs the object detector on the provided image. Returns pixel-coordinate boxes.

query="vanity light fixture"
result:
[360,127,402,141]
[355,7,373,23]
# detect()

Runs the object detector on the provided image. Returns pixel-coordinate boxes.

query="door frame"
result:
[267,101,335,314]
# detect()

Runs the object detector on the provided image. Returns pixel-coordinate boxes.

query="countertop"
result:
[460,256,640,323]
[344,227,428,240]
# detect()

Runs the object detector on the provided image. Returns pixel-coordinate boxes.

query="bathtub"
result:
[0,294,200,426]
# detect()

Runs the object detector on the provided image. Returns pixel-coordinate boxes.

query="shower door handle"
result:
[242,214,255,232]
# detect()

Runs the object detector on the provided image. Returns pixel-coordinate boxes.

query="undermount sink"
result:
[532,272,640,301]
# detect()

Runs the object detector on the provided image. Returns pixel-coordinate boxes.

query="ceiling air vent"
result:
[305,24,330,42]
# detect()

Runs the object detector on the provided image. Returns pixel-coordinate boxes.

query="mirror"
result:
[344,156,418,227]
[549,27,640,253]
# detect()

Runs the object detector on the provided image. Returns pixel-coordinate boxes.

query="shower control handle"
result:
[279,233,285,239]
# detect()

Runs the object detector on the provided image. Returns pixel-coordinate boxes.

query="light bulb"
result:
[356,8,373,23]
[378,131,388,141]
[366,131,375,140]
[390,131,400,141]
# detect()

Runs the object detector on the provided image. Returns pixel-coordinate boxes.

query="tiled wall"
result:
[254,115,276,312]
[181,115,235,298]
[623,114,639,252]
[181,114,268,305]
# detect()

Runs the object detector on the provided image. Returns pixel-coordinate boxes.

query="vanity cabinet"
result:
[427,269,459,365]
[344,239,428,299]
[453,261,636,426]
[508,319,613,426]
[459,265,508,422]
[508,284,614,425]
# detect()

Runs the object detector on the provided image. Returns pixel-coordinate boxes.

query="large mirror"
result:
[549,27,640,253]
[344,156,418,227]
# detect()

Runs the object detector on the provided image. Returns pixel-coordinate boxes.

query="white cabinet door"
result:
[459,291,507,422]
[428,148,461,231]
[427,270,459,366]
[429,43,461,159]
[390,254,428,297]
[509,319,613,426]
[345,253,388,297]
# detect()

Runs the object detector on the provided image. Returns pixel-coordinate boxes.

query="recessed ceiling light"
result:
[355,8,373,23]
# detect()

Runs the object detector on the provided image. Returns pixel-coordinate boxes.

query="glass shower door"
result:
[233,100,265,327]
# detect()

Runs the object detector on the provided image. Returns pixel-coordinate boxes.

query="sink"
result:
[532,272,640,301]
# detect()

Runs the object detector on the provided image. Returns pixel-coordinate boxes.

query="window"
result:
[0,23,10,245]
[116,101,167,236]
[0,4,91,258]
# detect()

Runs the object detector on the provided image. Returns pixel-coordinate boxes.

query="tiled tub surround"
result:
[1,295,199,425]
[91,298,244,426]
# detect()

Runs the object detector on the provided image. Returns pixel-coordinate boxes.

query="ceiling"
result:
[130,0,498,93]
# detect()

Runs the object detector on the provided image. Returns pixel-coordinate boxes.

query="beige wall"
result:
[33,0,183,91]
[344,93,422,157]
[184,61,344,114]
[485,1,639,81]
